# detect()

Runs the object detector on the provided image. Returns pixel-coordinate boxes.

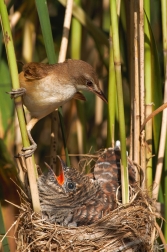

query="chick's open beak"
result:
[56,171,64,185]
[56,156,66,185]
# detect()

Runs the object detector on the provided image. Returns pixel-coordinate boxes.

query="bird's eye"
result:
[67,181,75,190]
[86,80,93,87]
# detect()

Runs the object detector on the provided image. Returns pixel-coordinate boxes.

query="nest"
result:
[15,188,160,252]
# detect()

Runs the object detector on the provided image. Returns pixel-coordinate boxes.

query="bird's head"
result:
[37,159,87,197]
[56,156,86,195]
[37,157,100,209]
[66,59,108,103]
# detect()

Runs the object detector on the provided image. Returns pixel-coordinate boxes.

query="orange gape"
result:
[56,173,64,186]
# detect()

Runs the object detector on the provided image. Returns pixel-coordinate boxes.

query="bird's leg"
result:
[16,118,39,158]
[21,129,37,157]
[7,87,26,98]
[7,87,38,158]
[15,130,37,158]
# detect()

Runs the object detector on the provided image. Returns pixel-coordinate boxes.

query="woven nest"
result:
[15,187,160,252]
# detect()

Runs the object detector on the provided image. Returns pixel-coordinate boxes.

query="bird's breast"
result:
[19,73,77,119]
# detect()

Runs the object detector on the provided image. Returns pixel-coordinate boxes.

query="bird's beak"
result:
[89,88,108,103]
[95,89,108,103]
[44,162,65,185]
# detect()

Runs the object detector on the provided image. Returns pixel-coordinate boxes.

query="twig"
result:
[0,220,17,243]
[4,200,24,210]
[22,234,47,252]
[155,222,167,252]
[140,102,167,132]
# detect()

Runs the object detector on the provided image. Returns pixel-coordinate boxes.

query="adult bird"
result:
[8,59,107,157]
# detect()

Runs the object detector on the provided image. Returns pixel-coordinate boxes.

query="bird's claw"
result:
[15,129,37,158]
[15,143,37,158]
[22,143,37,158]
[7,88,26,98]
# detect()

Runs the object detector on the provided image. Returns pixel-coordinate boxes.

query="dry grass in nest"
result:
[13,186,161,252]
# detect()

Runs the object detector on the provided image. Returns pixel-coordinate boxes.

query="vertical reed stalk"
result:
[153,69,167,199]
[71,0,87,154]
[58,0,73,166]
[153,0,167,199]
[58,0,108,47]
[107,26,116,147]
[138,0,145,177]
[165,140,167,241]
[110,0,129,203]
[0,0,41,213]
[129,0,134,160]
[133,1,140,168]
[157,0,167,240]
[58,0,73,62]
[22,11,36,63]
[71,0,82,59]
[144,0,152,191]
[129,1,145,185]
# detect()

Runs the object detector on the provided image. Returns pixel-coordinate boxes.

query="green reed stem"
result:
[110,0,129,204]
[0,0,40,213]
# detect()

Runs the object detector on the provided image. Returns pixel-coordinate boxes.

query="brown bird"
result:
[8,59,107,157]
[37,148,136,227]
[38,159,112,226]
[93,147,136,194]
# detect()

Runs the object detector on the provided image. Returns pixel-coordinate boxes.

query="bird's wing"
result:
[94,148,120,183]
[22,62,53,80]
[73,92,86,101]
[94,148,136,192]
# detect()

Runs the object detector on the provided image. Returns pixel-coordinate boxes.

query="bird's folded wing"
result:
[73,92,86,101]
[23,62,52,80]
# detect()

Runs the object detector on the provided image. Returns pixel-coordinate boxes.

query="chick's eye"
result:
[67,182,75,190]
[86,80,93,87]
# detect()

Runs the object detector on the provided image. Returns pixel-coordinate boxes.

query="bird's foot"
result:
[15,130,37,158]
[7,88,26,98]
[15,143,37,158]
